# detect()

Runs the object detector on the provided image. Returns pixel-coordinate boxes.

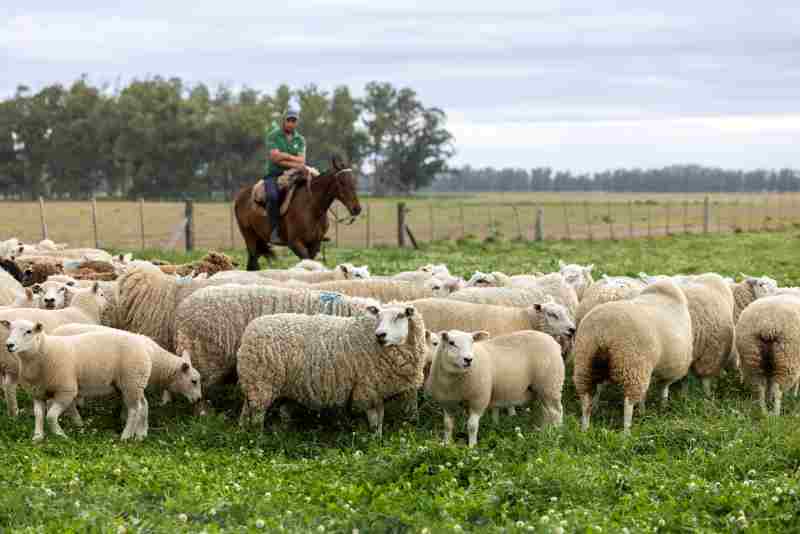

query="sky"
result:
[2,1,800,173]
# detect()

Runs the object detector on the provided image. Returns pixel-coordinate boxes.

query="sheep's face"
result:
[21,267,35,286]
[339,263,370,280]
[437,330,489,371]
[746,276,779,299]
[559,261,593,294]
[466,271,496,288]
[2,319,42,354]
[424,278,451,297]
[529,301,576,338]
[420,264,450,277]
[172,351,203,403]
[34,282,69,310]
[368,304,415,347]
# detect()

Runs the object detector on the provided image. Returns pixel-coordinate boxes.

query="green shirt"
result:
[264,126,306,177]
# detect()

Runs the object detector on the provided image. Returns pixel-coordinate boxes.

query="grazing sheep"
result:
[558,260,595,300]
[731,274,778,322]
[174,285,379,402]
[0,283,107,417]
[419,264,451,277]
[36,239,67,251]
[311,279,452,301]
[735,294,800,416]
[425,329,564,447]
[0,267,25,306]
[573,280,693,433]
[0,239,24,260]
[51,323,202,406]
[237,303,427,437]
[3,319,151,441]
[575,276,646,326]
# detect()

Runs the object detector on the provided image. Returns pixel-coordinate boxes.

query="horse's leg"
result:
[306,242,321,260]
[287,241,311,260]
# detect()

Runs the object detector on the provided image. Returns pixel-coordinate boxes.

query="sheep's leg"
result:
[638,400,646,415]
[755,382,768,415]
[622,397,635,434]
[491,407,500,425]
[541,398,563,427]
[120,399,141,441]
[32,398,46,442]
[660,382,672,407]
[580,393,592,431]
[135,397,149,440]
[466,411,482,448]
[2,379,18,417]
[46,396,73,439]
[442,410,455,445]
[365,401,384,439]
[507,406,516,417]
[702,377,714,398]
[681,377,690,396]
[591,384,603,413]
[161,389,172,406]
[65,402,83,427]
[238,401,251,428]
[770,381,782,417]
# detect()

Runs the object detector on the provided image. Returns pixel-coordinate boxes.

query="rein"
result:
[326,167,359,225]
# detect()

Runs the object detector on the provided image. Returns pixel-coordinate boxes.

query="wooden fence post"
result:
[763,195,769,231]
[703,196,710,234]
[398,202,407,247]
[647,202,652,238]
[488,204,494,240]
[717,199,722,234]
[683,199,689,234]
[38,196,48,240]
[90,196,99,248]
[139,198,146,250]
[430,199,435,242]
[535,207,544,241]
[184,200,194,252]
[229,201,235,250]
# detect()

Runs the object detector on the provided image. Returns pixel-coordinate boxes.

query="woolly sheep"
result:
[575,276,646,326]
[31,281,71,310]
[174,285,379,405]
[730,274,778,322]
[419,264,451,277]
[0,287,38,310]
[0,239,24,260]
[558,260,595,300]
[0,283,107,417]
[735,294,800,416]
[3,319,151,441]
[573,280,693,433]
[255,263,369,283]
[18,248,113,263]
[237,303,427,437]
[447,286,548,309]
[19,261,64,286]
[310,279,452,301]
[289,259,329,272]
[425,329,564,447]
[0,267,24,306]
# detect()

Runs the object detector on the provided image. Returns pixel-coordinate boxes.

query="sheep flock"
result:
[0,236,798,446]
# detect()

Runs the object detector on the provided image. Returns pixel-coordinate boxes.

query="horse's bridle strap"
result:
[334,168,352,176]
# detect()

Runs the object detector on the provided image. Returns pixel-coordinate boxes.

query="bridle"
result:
[327,167,360,225]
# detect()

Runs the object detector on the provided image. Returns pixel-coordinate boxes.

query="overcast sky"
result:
[3,1,799,172]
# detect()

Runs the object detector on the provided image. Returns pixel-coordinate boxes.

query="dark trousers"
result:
[263,175,281,232]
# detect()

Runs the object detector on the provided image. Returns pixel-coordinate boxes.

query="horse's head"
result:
[329,156,362,217]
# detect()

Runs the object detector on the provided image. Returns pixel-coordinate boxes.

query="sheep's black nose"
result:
[568,327,576,336]
[352,205,362,216]
[376,332,387,340]
[464,357,473,365]
[5,343,13,351]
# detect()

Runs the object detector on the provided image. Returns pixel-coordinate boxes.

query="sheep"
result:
[558,260,595,300]
[0,239,24,260]
[2,319,151,441]
[31,281,71,310]
[237,303,427,437]
[174,285,379,405]
[575,275,646,326]
[310,279,452,301]
[730,274,778,322]
[289,259,329,272]
[0,267,25,306]
[573,280,693,433]
[735,294,800,416]
[114,261,233,351]
[36,239,67,251]
[447,286,548,309]
[0,287,38,310]
[425,329,564,447]
[255,263,369,284]
[455,273,578,315]
[0,257,24,285]
[18,248,113,262]
[19,260,64,286]
[0,283,107,417]
[51,323,202,407]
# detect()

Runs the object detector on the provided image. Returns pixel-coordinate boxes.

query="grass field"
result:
[2,231,800,532]
[4,192,800,253]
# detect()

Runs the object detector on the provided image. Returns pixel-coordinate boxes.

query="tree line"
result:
[0,77,453,200]
[434,165,800,194]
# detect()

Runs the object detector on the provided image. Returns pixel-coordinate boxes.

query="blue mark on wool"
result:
[319,291,343,305]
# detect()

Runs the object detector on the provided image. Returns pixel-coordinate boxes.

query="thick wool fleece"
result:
[115,262,231,351]
[237,311,426,416]
[310,280,441,303]
[447,287,549,309]
[175,285,377,388]
[573,280,693,402]
[0,268,24,306]
[575,277,645,326]
[680,274,736,378]
[730,281,759,322]
[256,265,351,283]
[736,294,800,392]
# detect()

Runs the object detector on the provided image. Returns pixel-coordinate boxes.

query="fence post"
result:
[139,198,146,250]
[398,202,407,247]
[90,196,99,248]
[563,203,571,239]
[184,200,194,252]
[535,207,544,241]
[38,196,48,240]
[717,199,722,234]
[703,196,710,233]
[763,195,769,231]
[628,200,634,238]
[365,199,371,248]
[488,204,494,240]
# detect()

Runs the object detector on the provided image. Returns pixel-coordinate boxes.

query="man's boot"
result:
[267,180,283,244]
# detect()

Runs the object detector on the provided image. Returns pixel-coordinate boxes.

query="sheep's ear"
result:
[440,331,449,342]
[472,331,490,342]
[558,259,566,268]
[24,287,34,299]
[181,362,191,373]
[31,284,43,294]
[181,350,192,363]
[404,306,415,318]
[533,303,543,311]
[339,264,350,274]
[0,320,10,330]
[92,282,100,294]
[366,305,379,316]
[33,322,44,334]
[425,330,432,342]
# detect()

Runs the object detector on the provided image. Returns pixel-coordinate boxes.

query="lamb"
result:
[575,276,646,326]
[0,283,107,416]
[735,294,800,416]
[3,319,151,441]
[558,260,595,300]
[573,280,693,433]
[730,274,778,322]
[310,279,452,301]
[174,285,379,401]
[237,303,427,438]
[425,329,564,447]
[51,323,202,406]
[0,267,25,306]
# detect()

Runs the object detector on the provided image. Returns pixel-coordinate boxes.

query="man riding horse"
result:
[263,107,313,244]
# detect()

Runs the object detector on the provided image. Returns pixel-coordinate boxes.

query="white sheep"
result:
[731,274,778,322]
[0,288,38,310]
[558,260,595,300]
[575,275,645,326]
[3,319,151,441]
[425,329,564,447]
[447,286,548,309]
[0,267,24,307]
[237,303,427,438]
[289,259,329,272]
[254,263,369,283]
[735,294,800,416]
[310,279,453,301]
[31,281,71,310]
[573,280,693,433]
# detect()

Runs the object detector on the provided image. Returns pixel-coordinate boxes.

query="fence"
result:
[3,192,800,253]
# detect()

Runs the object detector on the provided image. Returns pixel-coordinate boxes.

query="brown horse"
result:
[234,157,362,270]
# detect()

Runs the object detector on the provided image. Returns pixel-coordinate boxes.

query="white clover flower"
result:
[255,519,266,529]
[550,496,558,502]
[177,514,188,523]
[354,450,363,458]
[540,516,550,524]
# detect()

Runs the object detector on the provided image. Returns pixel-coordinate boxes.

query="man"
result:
[263,108,306,243]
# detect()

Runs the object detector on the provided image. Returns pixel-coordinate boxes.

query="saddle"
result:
[252,168,313,216]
